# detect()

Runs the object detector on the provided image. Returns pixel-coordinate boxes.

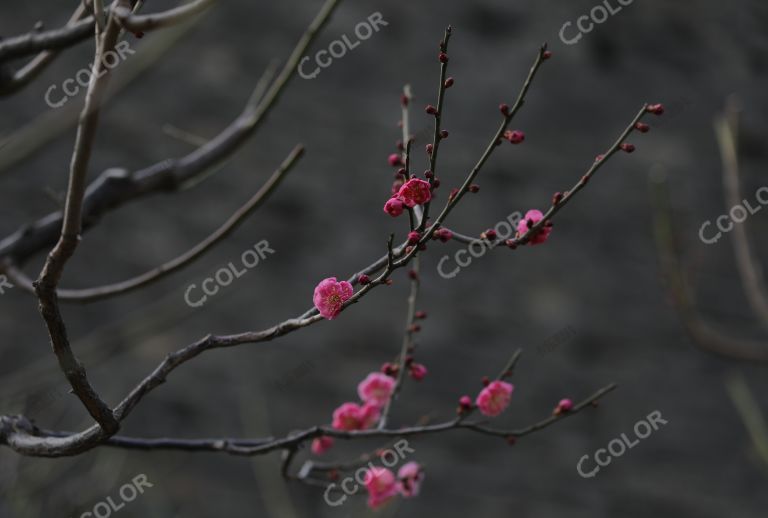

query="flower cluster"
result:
[319,373,397,450]
[384,178,432,217]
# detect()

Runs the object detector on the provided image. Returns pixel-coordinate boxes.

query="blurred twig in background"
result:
[649,97,768,361]
[725,373,768,470]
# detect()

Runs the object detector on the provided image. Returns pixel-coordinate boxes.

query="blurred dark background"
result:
[1,0,767,516]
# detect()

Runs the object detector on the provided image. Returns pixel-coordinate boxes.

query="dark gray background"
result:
[1,0,767,516]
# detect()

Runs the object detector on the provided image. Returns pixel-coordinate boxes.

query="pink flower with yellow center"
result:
[313,277,353,320]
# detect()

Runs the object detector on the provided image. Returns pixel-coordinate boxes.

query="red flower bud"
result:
[620,143,636,153]
[388,153,403,167]
[646,103,665,115]
[409,363,428,381]
[504,130,525,144]
[481,229,497,241]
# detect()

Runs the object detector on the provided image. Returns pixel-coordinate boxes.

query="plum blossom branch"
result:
[2,24,638,482]
[2,383,615,457]
[395,44,551,266]
[509,103,654,248]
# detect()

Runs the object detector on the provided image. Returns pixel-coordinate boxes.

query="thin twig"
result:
[114,0,217,33]
[379,256,420,429]
[0,5,88,96]
[511,103,649,246]
[419,26,452,231]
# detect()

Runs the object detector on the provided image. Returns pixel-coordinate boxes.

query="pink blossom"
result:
[332,402,380,431]
[476,380,514,417]
[397,178,432,208]
[517,209,552,245]
[358,372,396,406]
[397,462,424,497]
[311,436,334,455]
[313,277,353,319]
[365,467,398,510]
[409,363,428,381]
[383,197,405,217]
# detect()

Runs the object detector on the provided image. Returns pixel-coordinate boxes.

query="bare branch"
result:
[4,145,304,303]
[0,0,342,268]
[114,0,217,33]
